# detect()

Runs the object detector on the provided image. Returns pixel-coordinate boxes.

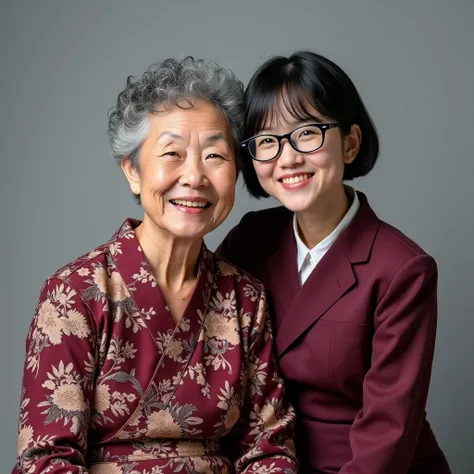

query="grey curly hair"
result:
[107,56,245,173]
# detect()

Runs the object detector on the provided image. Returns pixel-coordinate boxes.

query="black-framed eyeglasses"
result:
[241,123,344,162]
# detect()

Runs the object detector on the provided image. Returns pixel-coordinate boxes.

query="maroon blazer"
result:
[216,193,450,474]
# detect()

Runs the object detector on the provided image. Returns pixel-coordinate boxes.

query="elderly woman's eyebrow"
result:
[156,131,229,145]
[157,131,183,142]
[204,133,229,145]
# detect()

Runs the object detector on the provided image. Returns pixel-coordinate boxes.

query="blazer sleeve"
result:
[233,286,298,474]
[340,255,438,474]
[15,277,96,473]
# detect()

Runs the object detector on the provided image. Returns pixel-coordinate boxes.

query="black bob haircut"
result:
[242,51,379,198]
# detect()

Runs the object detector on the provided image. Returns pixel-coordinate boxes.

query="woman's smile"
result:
[278,172,315,190]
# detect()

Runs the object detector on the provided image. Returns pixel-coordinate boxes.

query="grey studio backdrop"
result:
[1,0,472,471]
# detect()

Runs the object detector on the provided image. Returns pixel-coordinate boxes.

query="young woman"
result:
[217,51,450,474]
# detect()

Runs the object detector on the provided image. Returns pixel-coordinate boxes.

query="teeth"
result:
[171,200,208,208]
[282,174,311,184]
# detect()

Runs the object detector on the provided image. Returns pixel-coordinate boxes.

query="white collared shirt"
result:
[293,190,360,285]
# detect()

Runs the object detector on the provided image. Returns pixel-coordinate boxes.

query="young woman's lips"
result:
[279,173,314,190]
[169,198,212,214]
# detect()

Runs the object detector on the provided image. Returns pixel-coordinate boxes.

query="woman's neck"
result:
[296,186,352,249]
[134,217,202,291]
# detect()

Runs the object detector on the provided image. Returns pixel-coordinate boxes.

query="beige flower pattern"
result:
[14,219,297,474]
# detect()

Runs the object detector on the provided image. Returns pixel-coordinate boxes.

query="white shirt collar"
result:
[293,188,360,272]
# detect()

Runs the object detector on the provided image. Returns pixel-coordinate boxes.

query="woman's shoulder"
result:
[376,220,433,260]
[43,219,138,289]
[219,205,291,250]
[215,206,291,272]
[211,250,265,292]
[367,218,437,283]
[355,194,435,268]
[237,206,292,232]
[50,243,109,280]
[42,241,111,293]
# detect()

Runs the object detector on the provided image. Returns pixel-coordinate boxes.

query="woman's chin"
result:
[167,227,208,242]
[276,197,315,214]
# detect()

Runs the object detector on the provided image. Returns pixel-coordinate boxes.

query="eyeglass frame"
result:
[240,122,345,162]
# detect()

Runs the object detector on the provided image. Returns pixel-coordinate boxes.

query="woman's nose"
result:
[277,140,305,168]
[178,158,209,188]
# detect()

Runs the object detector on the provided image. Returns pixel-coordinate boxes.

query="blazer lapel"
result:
[264,217,300,333]
[275,237,356,357]
[272,192,380,358]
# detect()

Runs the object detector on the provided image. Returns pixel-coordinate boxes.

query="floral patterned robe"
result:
[14,219,297,474]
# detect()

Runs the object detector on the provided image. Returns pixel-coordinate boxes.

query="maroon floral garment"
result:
[14,219,297,473]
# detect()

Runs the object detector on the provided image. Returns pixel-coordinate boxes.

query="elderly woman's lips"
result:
[169,199,212,214]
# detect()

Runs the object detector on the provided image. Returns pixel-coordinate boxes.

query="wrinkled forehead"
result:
[259,85,325,131]
[152,98,233,137]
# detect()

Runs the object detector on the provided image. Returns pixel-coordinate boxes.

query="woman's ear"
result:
[343,124,362,165]
[121,156,141,196]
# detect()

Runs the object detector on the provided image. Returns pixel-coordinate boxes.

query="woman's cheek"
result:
[215,182,236,223]
[253,162,274,184]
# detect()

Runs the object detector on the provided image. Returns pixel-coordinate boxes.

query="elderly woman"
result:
[13,57,297,474]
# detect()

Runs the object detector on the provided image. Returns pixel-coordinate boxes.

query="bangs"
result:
[244,66,329,138]
[262,83,320,130]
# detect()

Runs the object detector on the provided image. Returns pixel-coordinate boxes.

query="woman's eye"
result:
[161,151,181,159]
[206,153,224,160]
[257,137,277,147]
[300,129,315,137]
